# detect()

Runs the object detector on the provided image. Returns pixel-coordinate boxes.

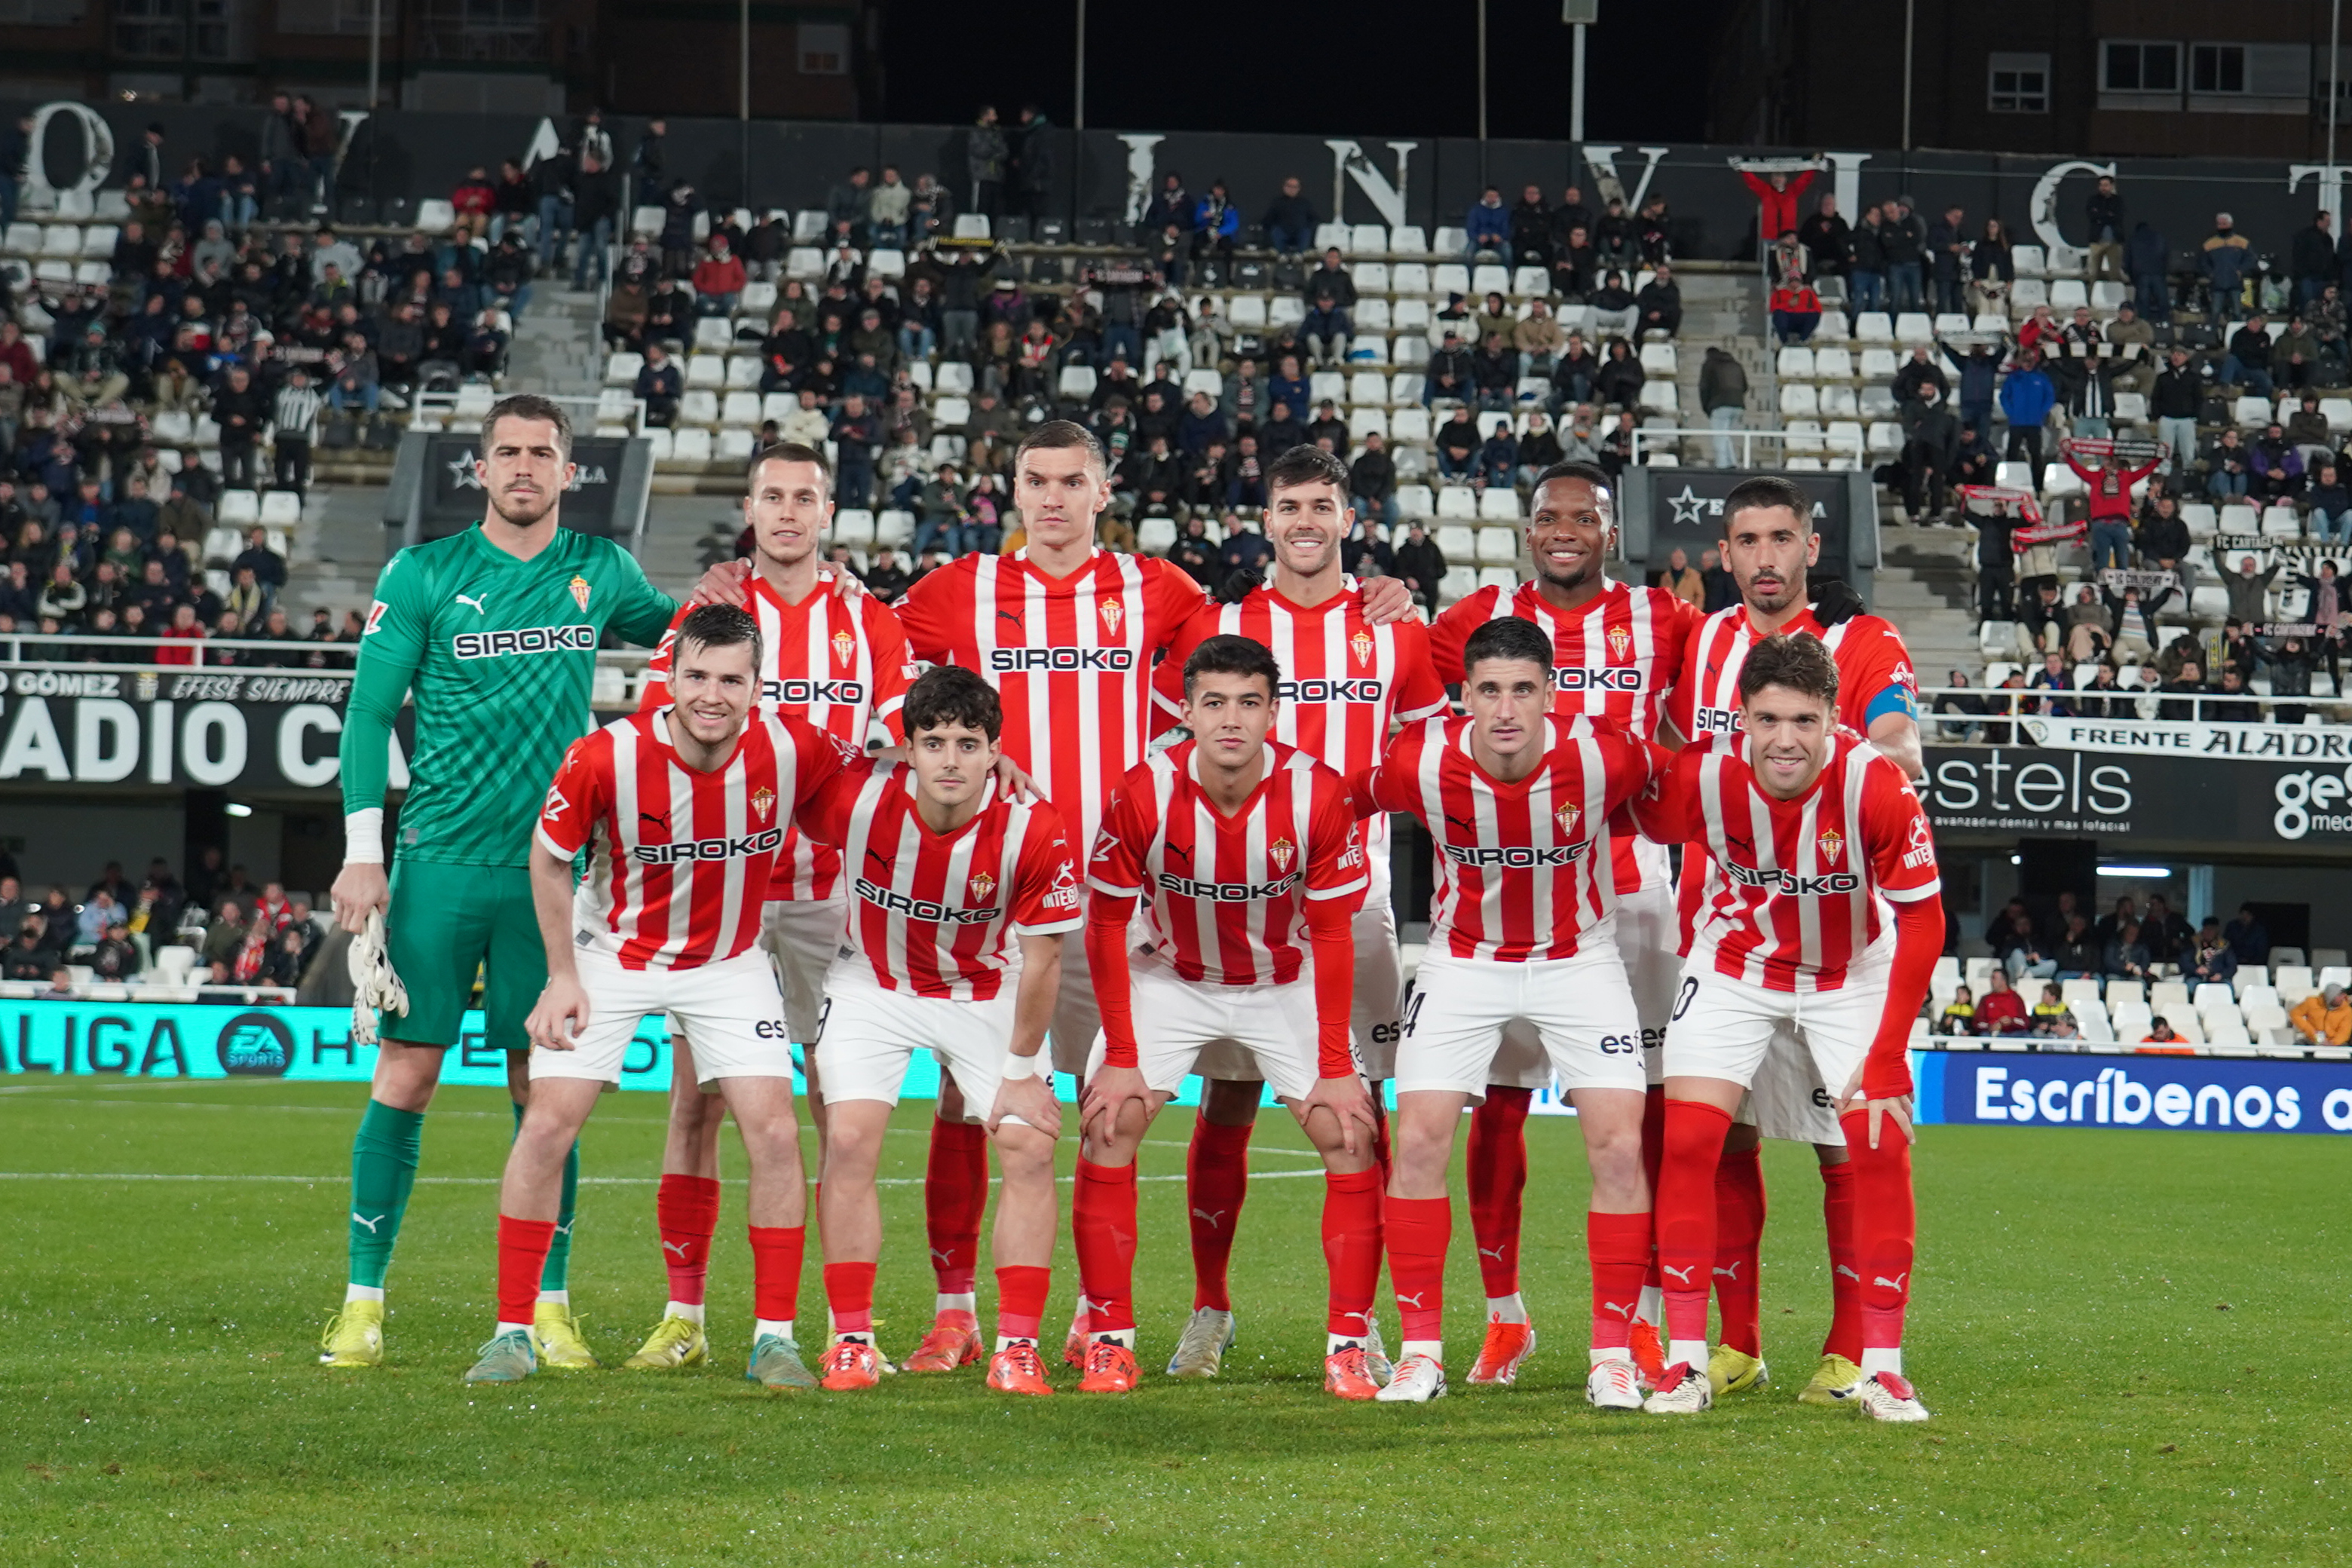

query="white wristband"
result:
[1000,1050,1043,1081]
[344,807,386,865]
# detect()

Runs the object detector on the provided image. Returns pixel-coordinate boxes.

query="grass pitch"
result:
[0,1077,2342,1567]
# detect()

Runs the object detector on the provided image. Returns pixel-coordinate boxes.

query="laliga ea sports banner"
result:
[1915,1052,2352,1136]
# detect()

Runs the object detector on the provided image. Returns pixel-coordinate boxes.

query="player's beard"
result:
[489,485,560,531]
[1531,549,1600,597]
[1739,564,1803,616]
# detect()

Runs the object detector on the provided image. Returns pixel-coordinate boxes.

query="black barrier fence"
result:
[9,99,2352,267]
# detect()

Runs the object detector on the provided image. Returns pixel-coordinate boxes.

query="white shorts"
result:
[1198,900,1404,1083]
[1395,934,1647,1102]
[815,966,1033,1127]
[1474,881,1679,1090]
[532,946,792,1088]
[762,895,847,1046]
[1081,950,1339,1104]
[1664,946,1891,1147]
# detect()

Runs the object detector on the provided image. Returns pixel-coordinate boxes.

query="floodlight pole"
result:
[1901,0,1916,151]
[1477,0,1489,183]
[1075,0,1087,130]
[1571,22,1587,142]
[2332,0,2342,167]
[367,0,381,109]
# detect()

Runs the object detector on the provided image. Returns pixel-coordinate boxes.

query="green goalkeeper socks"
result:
[348,1099,424,1291]
[512,1101,580,1294]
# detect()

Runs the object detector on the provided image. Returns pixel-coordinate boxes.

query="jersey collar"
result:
[1184,739,1280,818]
[1740,603,1825,641]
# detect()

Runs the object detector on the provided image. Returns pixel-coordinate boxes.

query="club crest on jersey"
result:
[832,628,856,666]
[968,868,997,903]
[1555,804,1582,839]
[1098,596,1124,636]
[1350,627,1374,666]
[1606,624,1631,660]
[1268,838,1297,874]
[749,786,776,825]
[1816,826,1845,865]
[568,574,592,611]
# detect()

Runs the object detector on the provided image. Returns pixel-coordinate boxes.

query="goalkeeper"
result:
[323,395,691,1370]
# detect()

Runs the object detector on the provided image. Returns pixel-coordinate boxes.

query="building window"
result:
[2191,43,2246,94]
[277,0,394,35]
[415,0,545,61]
[115,0,185,58]
[1988,52,2050,113]
[798,21,848,75]
[2102,40,2181,93]
[0,0,85,21]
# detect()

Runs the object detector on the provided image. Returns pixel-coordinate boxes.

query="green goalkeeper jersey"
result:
[341,522,677,868]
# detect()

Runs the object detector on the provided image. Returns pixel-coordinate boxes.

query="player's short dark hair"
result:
[1528,460,1614,506]
[1015,418,1107,477]
[903,664,1002,741]
[672,603,761,676]
[1266,443,1350,502]
[1183,632,1281,698]
[1460,615,1554,683]
[1737,632,1839,706]
[749,440,831,492]
[482,393,573,462]
[1722,474,1813,534]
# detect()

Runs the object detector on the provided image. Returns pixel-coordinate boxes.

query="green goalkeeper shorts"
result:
[381,860,547,1052]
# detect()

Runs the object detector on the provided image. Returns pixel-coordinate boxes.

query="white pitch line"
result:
[0,1169,1325,1187]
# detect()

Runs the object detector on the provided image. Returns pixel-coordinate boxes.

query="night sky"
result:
[879,0,1731,143]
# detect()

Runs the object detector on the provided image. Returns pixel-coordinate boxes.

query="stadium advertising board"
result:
[2018,716,2352,759]
[1919,746,2352,847]
[0,667,360,791]
[1916,1051,2352,1137]
[0,998,1216,1104]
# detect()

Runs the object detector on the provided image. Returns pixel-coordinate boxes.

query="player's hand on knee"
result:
[1300,1074,1377,1159]
[1836,1067,1916,1149]
[1080,1064,1150,1146]
[1357,574,1423,627]
[988,1074,1061,1140]
[528,976,592,1052]
[329,861,389,934]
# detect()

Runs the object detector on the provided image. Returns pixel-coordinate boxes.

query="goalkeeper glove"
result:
[348,908,410,1047]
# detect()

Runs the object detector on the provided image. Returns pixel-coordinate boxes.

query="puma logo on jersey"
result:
[454,593,490,614]
[1661,1263,1695,1284]
[639,810,670,831]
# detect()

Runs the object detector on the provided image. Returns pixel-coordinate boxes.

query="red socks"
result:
[1839,1113,1916,1357]
[995,1264,1050,1343]
[1384,1194,1451,1343]
[1466,1086,1532,1299]
[1640,1087,1665,1291]
[1185,1117,1253,1312]
[1713,1144,1766,1358]
[656,1173,721,1307]
[1655,1098,1734,1348]
[1321,1168,1383,1338]
[1071,1159,1138,1334]
[1820,1160,1863,1361]
[748,1223,804,1324]
[1586,1209,1652,1352]
[497,1215,556,1325]
[924,1118,989,1296]
[823,1258,876,1335]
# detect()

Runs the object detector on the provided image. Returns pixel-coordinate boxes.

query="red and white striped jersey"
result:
[1154,577,1449,862]
[537,709,852,971]
[1429,577,1701,893]
[1656,731,1941,993]
[1668,604,1919,746]
[1353,715,1654,963]
[639,570,917,902]
[896,547,1209,849]
[1088,739,1367,986]
[799,763,1083,1001]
